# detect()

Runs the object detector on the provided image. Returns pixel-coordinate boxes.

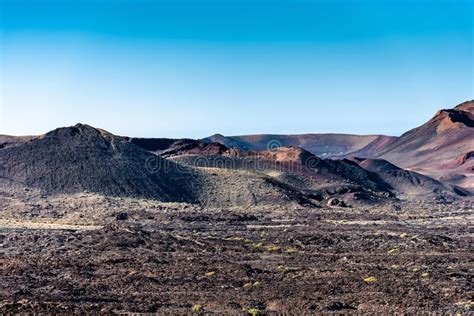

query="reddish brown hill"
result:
[346,135,396,158]
[171,144,468,200]
[224,146,314,164]
[376,100,474,190]
[442,151,474,169]
[169,145,397,200]
[203,133,397,159]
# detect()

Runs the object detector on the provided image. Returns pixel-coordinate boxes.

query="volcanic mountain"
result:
[376,100,474,190]
[0,124,321,207]
[162,142,466,200]
[201,101,474,192]
[203,133,397,159]
[0,124,203,201]
[163,145,388,192]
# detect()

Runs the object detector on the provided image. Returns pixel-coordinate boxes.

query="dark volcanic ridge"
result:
[128,137,228,158]
[0,124,201,202]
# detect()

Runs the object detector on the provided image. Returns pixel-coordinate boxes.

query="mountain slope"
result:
[376,100,474,190]
[169,146,396,202]
[0,135,37,149]
[350,158,468,198]
[0,124,201,201]
[203,133,397,159]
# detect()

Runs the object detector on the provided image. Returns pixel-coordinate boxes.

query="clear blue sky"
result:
[0,0,472,138]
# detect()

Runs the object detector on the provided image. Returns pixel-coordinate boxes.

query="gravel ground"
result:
[1,192,473,314]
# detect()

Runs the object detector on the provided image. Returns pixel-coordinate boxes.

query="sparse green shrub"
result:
[192,304,203,313]
[247,308,261,316]
[243,282,253,290]
[265,245,280,252]
[387,248,400,255]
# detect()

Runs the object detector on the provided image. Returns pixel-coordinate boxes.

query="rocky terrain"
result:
[0,101,473,313]
[0,186,472,313]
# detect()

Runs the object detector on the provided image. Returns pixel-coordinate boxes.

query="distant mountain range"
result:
[203,133,396,159]
[201,100,474,191]
[0,100,472,207]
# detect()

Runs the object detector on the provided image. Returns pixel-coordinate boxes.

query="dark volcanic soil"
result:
[0,124,201,202]
[1,192,472,314]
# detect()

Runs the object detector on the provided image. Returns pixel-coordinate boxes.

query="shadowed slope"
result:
[0,124,200,202]
[126,137,228,158]
[350,158,469,198]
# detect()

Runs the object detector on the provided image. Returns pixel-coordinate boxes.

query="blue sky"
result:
[0,0,472,137]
